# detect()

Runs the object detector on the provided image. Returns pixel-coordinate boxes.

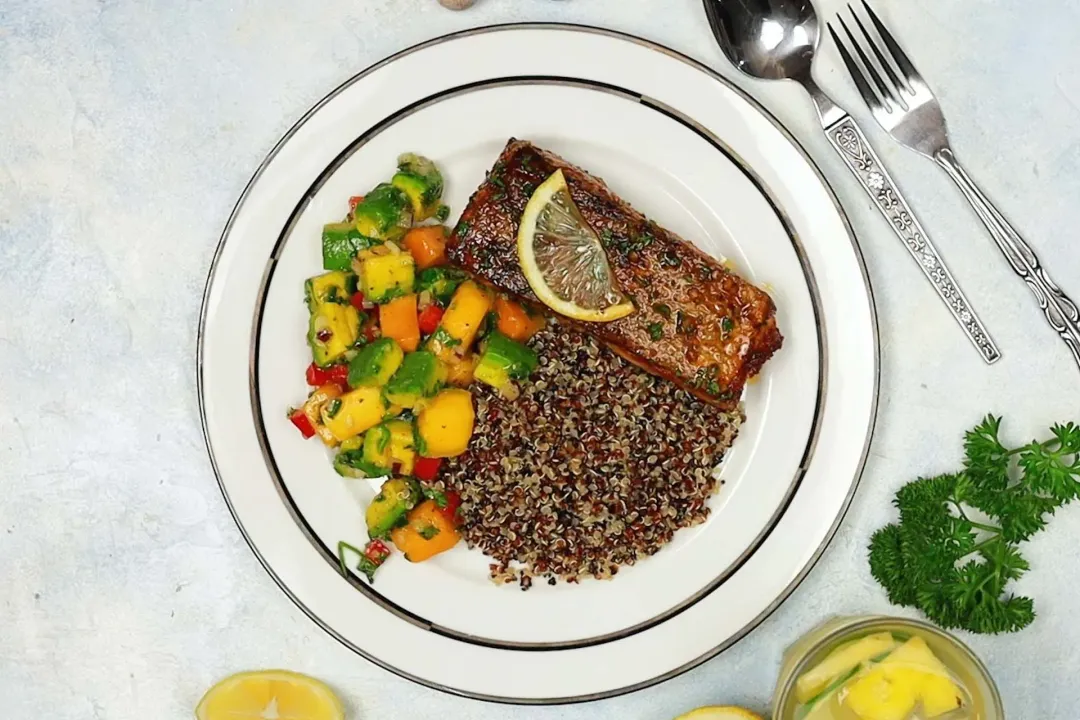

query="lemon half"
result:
[673,706,764,720]
[195,670,345,720]
[517,169,635,322]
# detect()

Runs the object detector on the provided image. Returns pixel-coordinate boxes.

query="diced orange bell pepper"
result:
[494,296,545,342]
[402,226,448,270]
[391,499,461,562]
[379,294,420,352]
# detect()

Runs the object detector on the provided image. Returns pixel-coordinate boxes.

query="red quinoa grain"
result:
[437,321,743,587]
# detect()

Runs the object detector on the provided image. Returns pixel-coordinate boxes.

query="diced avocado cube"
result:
[360,253,416,303]
[353,183,411,241]
[348,337,404,388]
[308,303,361,367]
[365,477,422,539]
[305,270,356,311]
[416,266,467,306]
[391,153,444,221]
[384,351,447,408]
[332,436,363,477]
[474,331,538,392]
[361,424,393,474]
[322,222,376,272]
[386,419,416,476]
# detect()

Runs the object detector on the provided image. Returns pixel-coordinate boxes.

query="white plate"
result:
[199,24,878,702]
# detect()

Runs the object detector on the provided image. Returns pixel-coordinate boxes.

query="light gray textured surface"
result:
[2,0,1079,717]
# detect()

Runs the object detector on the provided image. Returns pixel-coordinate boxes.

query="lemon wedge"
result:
[517,169,634,322]
[195,670,345,720]
[673,707,764,720]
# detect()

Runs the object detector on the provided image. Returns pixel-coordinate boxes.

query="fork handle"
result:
[824,117,1000,363]
[935,147,1080,370]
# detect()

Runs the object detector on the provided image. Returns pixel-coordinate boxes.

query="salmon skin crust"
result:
[446,139,783,410]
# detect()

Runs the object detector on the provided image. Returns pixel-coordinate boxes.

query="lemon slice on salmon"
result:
[673,707,764,720]
[196,670,345,720]
[517,169,635,322]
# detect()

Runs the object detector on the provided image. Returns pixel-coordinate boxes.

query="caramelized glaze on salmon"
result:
[447,139,783,409]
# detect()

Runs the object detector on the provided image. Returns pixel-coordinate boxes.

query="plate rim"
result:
[196,21,880,705]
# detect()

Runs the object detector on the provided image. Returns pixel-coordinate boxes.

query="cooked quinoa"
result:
[437,321,743,588]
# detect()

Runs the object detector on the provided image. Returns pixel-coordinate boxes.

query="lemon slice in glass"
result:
[673,707,764,720]
[517,169,635,322]
[196,670,345,720]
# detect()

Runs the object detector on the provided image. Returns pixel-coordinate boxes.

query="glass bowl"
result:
[771,615,1004,719]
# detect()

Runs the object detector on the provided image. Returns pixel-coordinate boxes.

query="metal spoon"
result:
[702,0,1001,364]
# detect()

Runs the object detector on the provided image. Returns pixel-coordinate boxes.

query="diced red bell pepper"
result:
[305,362,350,389]
[440,490,462,526]
[350,291,366,311]
[289,408,316,439]
[356,538,391,582]
[348,195,365,212]
[365,538,391,564]
[413,456,443,482]
[417,304,445,335]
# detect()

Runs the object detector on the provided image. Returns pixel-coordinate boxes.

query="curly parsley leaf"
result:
[869,415,1079,634]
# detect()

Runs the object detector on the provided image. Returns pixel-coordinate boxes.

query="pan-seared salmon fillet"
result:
[447,139,783,410]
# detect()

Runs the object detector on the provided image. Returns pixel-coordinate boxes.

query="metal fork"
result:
[830,1,1080,370]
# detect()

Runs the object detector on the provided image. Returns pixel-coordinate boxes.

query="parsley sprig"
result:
[869,415,1080,634]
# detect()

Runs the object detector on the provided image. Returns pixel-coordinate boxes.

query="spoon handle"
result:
[823,115,1000,364]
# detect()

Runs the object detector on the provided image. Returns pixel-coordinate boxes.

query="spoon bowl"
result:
[702,0,821,82]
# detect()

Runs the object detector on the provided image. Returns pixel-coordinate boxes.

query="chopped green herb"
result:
[423,487,449,508]
[600,229,655,257]
[479,310,498,338]
[721,316,734,335]
[325,399,342,419]
[454,221,470,238]
[413,424,429,457]
[646,322,664,341]
[430,327,461,348]
[652,303,672,319]
[337,540,363,578]
[418,524,440,540]
[434,204,451,222]
[660,250,682,268]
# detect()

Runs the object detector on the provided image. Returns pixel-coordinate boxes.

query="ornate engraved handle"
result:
[825,117,1000,364]
[934,147,1080,370]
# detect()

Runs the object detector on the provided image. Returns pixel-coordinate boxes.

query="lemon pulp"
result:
[517,169,634,322]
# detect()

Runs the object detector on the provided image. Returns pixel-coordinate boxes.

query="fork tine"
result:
[828,23,887,114]
[837,14,897,108]
[861,0,923,86]
[850,10,907,97]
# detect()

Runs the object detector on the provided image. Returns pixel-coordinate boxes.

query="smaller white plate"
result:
[257,80,821,647]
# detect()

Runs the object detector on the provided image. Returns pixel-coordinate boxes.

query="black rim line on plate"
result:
[195,22,881,706]
[249,74,827,651]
